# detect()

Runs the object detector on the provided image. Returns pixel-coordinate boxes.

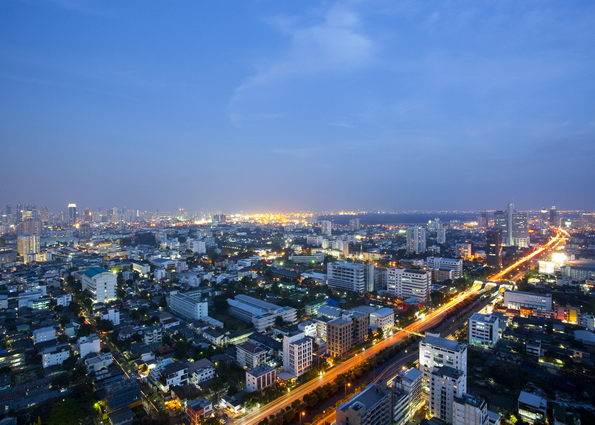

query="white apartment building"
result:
[236,341,269,369]
[32,326,56,345]
[246,365,277,392]
[468,313,500,348]
[453,393,488,425]
[419,333,468,382]
[99,307,120,325]
[189,359,216,384]
[320,220,332,237]
[503,291,552,312]
[283,332,313,377]
[426,257,463,279]
[430,366,467,423]
[81,267,117,304]
[406,226,427,254]
[327,261,375,293]
[228,294,297,332]
[370,308,395,336]
[77,334,101,359]
[392,368,423,425]
[84,352,113,374]
[336,383,393,425]
[41,344,70,368]
[167,290,209,320]
[386,268,431,302]
[17,234,39,264]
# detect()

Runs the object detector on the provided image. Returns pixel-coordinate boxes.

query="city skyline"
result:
[2,0,595,211]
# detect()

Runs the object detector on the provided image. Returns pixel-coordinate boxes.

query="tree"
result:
[46,399,88,425]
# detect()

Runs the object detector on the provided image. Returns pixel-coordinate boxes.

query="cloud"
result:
[229,1,376,123]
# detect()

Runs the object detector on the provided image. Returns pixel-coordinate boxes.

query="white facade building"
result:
[327,261,375,293]
[81,267,117,304]
[246,365,277,392]
[386,268,431,302]
[419,333,468,382]
[227,294,297,332]
[426,257,463,279]
[453,393,488,425]
[77,334,101,359]
[84,352,113,374]
[168,290,209,320]
[33,326,56,345]
[503,291,552,312]
[41,344,70,368]
[283,332,313,377]
[468,313,500,348]
[430,366,467,423]
[370,308,395,336]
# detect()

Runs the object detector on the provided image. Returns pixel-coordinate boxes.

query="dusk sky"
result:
[1,0,594,212]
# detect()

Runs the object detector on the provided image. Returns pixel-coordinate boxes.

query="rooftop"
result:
[83,267,109,278]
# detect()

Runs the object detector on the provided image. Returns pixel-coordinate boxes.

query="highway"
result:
[235,285,481,425]
[235,228,567,425]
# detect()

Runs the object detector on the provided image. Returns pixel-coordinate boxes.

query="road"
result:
[488,227,568,281]
[234,285,481,425]
[235,228,567,425]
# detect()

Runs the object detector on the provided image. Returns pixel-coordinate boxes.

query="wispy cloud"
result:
[229,1,376,124]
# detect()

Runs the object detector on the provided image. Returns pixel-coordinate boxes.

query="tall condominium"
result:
[429,366,467,423]
[425,257,463,279]
[82,267,117,304]
[167,290,209,321]
[282,331,313,377]
[349,217,361,231]
[505,202,515,246]
[512,211,529,248]
[16,234,40,264]
[336,383,393,425]
[392,368,423,425]
[227,294,297,332]
[67,202,78,224]
[320,220,332,236]
[386,268,431,302]
[406,226,427,254]
[453,393,488,425]
[419,333,467,383]
[327,261,375,293]
[493,210,507,245]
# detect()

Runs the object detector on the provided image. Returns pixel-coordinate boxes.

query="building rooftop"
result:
[247,364,275,377]
[338,383,389,413]
[422,334,466,352]
[83,267,109,278]
[518,391,547,409]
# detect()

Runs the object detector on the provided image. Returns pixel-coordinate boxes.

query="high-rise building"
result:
[336,383,393,425]
[419,333,467,384]
[406,226,427,254]
[549,206,558,227]
[485,230,502,270]
[429,366,467,423]
[327,261,375,293]
[426,257,463,279]
[493,210,507,245]
[282,331,313,377]
[350,311,369,346]
[17,234,40,264]
[391,368,423,425]
[512,212,529,248]
[327,317,353,357]
[349,218,361,231]
[81,267,117,304]
[505,203,515,246]
[468,313,500,348]
[386,268,431,302]
[320,220,332,236]
[67,203,78,224]
[437,227,446,245]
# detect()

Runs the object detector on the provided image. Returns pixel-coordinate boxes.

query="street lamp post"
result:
[344,382,351,397]
[299,411,306,424]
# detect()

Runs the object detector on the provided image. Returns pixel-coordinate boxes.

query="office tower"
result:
[426,257,463,279]
[327,261,374,293]
[512,212,529,248]
[453,393,487,425]
[437,227,446,245]
[429,366,467,423]
[485,230,502,270]
[549,206,559,227]
[327,317,353,357]
[320,220,332,236]
[406,226,427,254]
[227,294,297,332]
[83,208,93,222]
[212,213,226,224]
[167,291,209,320]
[479,211,490,229]
[16,234,40,264]
[282,331,313,377]
[336,383,393,425]
[81,267,117,304]
[111,207,120,223]
[505,203,515,246]
[493,210,507,245]
[419,333,468,384]
[468,313,500,348]
[349,217,361,231]
[386,268,431,302]
[67,203,78,224]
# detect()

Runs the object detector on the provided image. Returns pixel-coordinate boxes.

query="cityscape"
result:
[1,2,595,425]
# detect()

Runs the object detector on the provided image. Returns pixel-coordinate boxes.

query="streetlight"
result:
[344,382,352,397]
[299,411,306,424]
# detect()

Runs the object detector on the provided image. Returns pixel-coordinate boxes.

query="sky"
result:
[1,0,594,212]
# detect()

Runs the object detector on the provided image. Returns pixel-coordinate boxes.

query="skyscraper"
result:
[67,203,78,224]
[486,230,502,270]
[512,211,529,248]
[549,206,559,227]
[406,226,427,254]
[505,202,515,246]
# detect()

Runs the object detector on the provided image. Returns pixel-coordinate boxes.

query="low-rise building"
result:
[41,344,70,368]
[245,364,277,392]
[468,313,500,348]
[336,383,393,425]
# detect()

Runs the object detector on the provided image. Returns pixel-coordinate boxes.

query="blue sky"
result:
[1,0,594,211]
